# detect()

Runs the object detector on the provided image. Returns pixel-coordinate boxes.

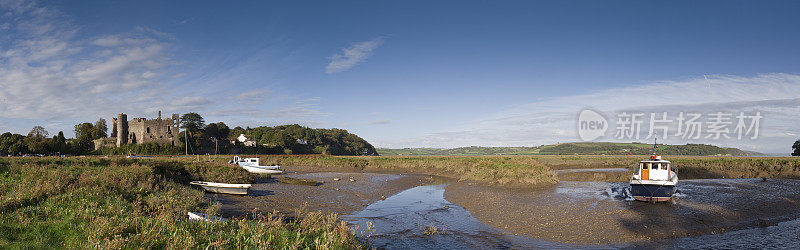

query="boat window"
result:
[662,164,669,170]
[651,163,659,170]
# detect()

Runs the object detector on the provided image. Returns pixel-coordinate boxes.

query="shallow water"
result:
[343,184,575,249]
[663,216,800,249]
[346,179,800,249]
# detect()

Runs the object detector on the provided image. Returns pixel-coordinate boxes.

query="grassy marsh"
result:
[0,157,363,249]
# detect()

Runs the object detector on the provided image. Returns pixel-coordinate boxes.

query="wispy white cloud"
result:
[236,89,272,102]
[0,1,336,137]
[0,1,184,135]
[325,38,382,74]
[384,73,800,153]
[368,119,391,125]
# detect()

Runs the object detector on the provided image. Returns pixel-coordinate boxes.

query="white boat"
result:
[187,212,228,222]
[629,141,678,202]
[240,165,284,174]
[230,156,283,174]
[190,181,251,195]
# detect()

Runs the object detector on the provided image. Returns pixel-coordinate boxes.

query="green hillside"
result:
[377,142,760,156]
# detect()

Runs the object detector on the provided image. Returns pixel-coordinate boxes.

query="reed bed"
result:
[238,155,559,187]
[0,157,363,249]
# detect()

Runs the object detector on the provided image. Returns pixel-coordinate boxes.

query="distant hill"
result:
[377,142,762,156]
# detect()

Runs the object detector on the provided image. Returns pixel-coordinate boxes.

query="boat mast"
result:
[653,138,658,155]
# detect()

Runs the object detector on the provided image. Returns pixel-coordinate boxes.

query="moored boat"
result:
[241,165,284,174]
[629,142,678,202]
[230,156,282,173]
[190,181,251,195]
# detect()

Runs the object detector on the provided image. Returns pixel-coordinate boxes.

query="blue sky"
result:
[1,0,800,153]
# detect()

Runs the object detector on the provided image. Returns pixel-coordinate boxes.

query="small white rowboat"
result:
[187,212,228,222]
[190,181,251,195]
[241,165,284,174]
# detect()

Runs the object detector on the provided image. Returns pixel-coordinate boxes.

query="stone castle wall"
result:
[126,113,180,146]
[95,111,180,150]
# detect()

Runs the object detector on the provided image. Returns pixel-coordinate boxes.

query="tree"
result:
[180,113,205,133]
[204,122,230,140]
[73,123,95,154]
[793,140,800,156]
[92,118,108,139]
[51,131,68,154]
[25,126,50,154]
[8,134,26,155]
[0,132,15,155]
[74,123,94,141]
[28,126,48,138]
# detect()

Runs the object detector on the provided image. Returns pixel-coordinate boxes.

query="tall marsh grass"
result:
[0,157,363,249]
[230,155,559,187]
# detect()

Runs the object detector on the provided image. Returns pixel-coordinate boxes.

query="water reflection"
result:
[343,184,575,249]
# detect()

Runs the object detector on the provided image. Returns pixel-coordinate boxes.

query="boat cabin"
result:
[635,155,673,181]
[232,156,260,167]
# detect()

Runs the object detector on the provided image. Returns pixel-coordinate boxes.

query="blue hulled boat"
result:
[629,143,678,202]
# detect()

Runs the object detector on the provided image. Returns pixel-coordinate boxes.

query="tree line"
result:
[170,113,377,156]
[1,112,377,156]
[0,118,109,156]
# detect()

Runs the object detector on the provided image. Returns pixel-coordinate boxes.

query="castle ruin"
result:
[94,111,180,150]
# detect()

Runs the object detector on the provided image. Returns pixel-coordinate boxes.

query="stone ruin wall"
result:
[95,112,180,150]
[126,113,180,146]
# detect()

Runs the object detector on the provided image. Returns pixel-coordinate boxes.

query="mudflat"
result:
[444,178,800,245]
[204,164,800,246]
[206,168,448,219]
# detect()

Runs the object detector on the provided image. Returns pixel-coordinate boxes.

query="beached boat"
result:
[231,156,280,169]
[230,156,283,174]
[240,165,284,174]
[187,212,228,222]
[629,142,678,202]
[190,181,251,195]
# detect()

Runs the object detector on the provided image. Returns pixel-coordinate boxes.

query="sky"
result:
[1,0,799,153]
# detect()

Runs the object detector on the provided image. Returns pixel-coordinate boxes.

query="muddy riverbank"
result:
[445,178,800,245]
[205,165,800,247]
[205,170,450,219]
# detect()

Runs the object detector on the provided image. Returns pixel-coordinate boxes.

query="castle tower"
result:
[116,113,128,147]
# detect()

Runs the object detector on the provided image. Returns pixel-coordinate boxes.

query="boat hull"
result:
[241,165,284,174]
[190,181,251,195]
[630,184,676,202]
